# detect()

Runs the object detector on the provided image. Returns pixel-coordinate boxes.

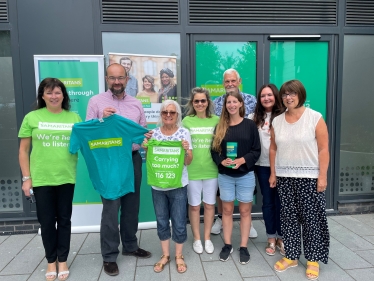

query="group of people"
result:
[18,63,330,281]
[119,56,177,103]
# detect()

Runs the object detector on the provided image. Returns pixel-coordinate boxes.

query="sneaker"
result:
[249,222,258,238]
[193,240,203,254]
[219,244,233,261]
[239,247,250,264]
[211,217,222,234]
[204,240,214,254]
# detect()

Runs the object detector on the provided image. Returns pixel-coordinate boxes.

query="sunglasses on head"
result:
[193,99,207,104]
[161,111,177,116]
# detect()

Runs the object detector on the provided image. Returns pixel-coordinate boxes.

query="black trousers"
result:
[100,151,142,262]
[34,183,75,263]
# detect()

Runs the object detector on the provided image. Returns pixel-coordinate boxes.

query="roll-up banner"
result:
[34,55,107,232]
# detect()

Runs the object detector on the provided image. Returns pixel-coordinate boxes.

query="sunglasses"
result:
[161,111,177,116]
[193,99,207,104]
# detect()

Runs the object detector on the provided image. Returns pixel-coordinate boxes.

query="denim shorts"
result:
[151,186,188,244]
[218,171,255,203]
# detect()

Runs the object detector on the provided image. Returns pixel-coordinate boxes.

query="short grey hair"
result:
[223,68,241,80]
[157,100,182,128]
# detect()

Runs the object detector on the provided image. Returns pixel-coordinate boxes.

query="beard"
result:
[110,85,125,96]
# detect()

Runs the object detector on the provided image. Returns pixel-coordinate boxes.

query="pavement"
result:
[0,213,374,281]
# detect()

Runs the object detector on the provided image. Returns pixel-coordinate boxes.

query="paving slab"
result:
[330,215,374,236]
[68,253,102,281]
[355,249,374,266]
[362,235,374,245]
[67,233,88,267]
[203,260,242,281]
[135,264,170,281]
[346,268,374,281]
[243,277,280,281]
[351,214,374,228]
[328,218,374,251]
[0,234,36,272]
[0,275,29,281]
[328,237,371,269]
[0,235,9,245]
[0,234,44,275]
[78,232,101,254]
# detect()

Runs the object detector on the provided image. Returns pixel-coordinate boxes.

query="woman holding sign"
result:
[143,100,193,274]
[18,78,81,281]
[182,87,219,255]
[211,91,260,265]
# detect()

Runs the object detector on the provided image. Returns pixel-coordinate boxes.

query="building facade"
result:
[1,0,373,233]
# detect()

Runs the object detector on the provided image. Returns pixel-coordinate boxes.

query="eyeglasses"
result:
[161,111,177,116]
[282,92,297,99]
[108,76,126,82]
[193,99,207,104]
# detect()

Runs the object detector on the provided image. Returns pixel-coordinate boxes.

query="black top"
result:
[211,118,261,177]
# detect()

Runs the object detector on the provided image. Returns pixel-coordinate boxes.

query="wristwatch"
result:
[22,176,31,182]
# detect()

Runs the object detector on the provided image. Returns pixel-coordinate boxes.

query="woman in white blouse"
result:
[269,80,329,280]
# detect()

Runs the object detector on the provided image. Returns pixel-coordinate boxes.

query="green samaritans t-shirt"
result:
[182,115,219,180]
[18,108,82,187]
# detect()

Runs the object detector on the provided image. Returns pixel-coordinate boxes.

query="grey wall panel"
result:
[16,0,96,114]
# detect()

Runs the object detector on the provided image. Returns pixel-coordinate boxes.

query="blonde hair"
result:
[212,92,245,154]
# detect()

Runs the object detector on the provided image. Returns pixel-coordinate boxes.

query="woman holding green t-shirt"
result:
[182,87,219,255]
[18,78,81,281]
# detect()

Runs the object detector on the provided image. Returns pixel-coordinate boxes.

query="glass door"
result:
[191,35,264,213]
[191,35,333,212]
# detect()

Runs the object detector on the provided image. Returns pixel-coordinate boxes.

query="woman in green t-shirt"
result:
[182,87,219,255]
[18,78,81,281]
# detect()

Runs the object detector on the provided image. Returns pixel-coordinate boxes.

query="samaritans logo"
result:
[136,97,151,108]
[153,146,181,155]
[39,122,74,130]
[60,78,83,87]
[202,84,243,97]
[189,127,214,135]
[88,138,123,149]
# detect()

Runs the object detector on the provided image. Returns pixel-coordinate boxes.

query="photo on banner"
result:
[108,53,178,125]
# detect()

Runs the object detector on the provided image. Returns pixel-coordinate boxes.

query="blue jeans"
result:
[151,186,188,244]
[255,166,282,239]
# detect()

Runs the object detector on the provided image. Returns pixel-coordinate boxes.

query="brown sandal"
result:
[153,255,170,273]
[175,255,187,274]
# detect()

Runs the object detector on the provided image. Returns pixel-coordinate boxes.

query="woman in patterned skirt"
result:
[269,80,329,280]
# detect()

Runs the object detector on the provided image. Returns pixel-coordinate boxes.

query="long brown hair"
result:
[253,84,284,128]
[212,91,244,154]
